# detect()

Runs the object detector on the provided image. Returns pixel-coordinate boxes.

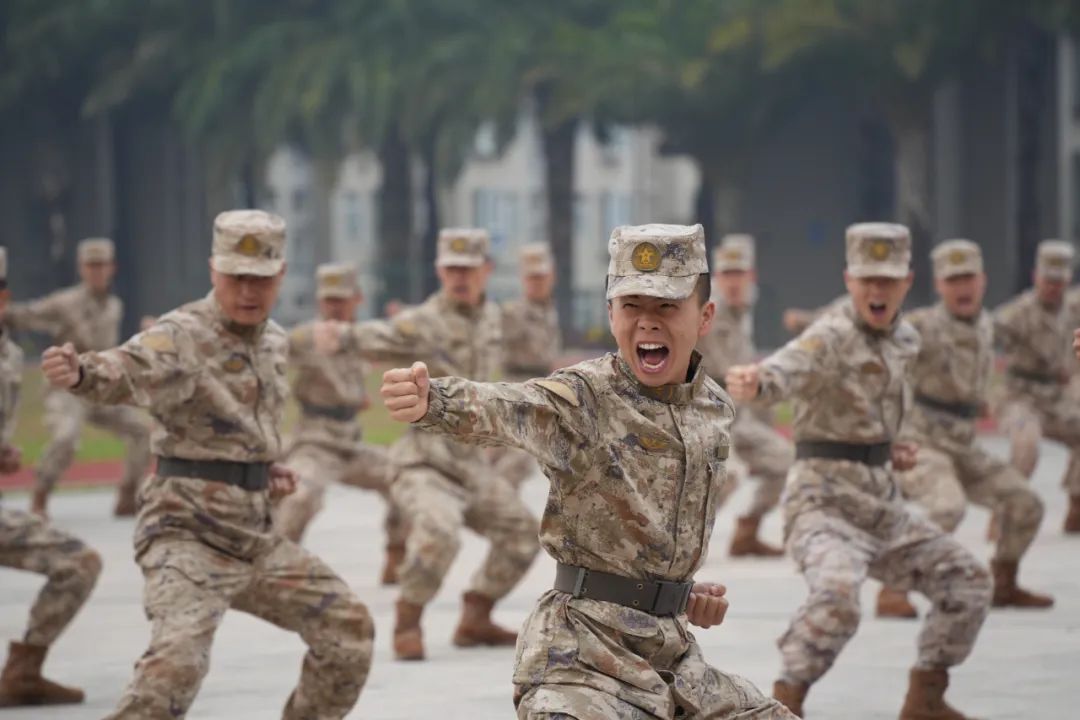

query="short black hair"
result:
[604,274,712,306]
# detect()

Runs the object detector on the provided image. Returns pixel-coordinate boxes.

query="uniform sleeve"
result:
[70,320,199,408]
[1,349,23,446]
[991,302,1019,353]
[757,322,834,403]
[344,310,434,365]
[415,372,597,473]
[6,292,65,337]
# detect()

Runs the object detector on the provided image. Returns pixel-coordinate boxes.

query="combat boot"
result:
[772,680,808,716]
[381,543,405,586]
[29,489,48,520]
[1065,496,1080,534]
[452,591,518,647]
[393,600,425,661]
[0,641,84,707]
[990,559,1053,608]
[876,587,918,619]
[113,487,137,517]
[729,516,784,557]
[899,668,974,720]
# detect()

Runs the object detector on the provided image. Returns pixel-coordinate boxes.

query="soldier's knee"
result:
[808,580,861,637]
[322,599,375,670]
[932,500,966,533]
[80,547,104,585]
[1004,487,1044,528]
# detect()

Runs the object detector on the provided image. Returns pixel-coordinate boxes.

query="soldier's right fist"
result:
[381,361,430,423]
[41,343,81,389]
[724,364,761,402]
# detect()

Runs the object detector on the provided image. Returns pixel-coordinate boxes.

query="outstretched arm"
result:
[381,361,595,472]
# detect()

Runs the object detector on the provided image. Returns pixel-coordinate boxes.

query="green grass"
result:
[12,367,407,464]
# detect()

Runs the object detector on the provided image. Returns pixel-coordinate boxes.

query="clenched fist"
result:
[268,463,297,501]
[0,444,21,475]
[41,343,81,389]
[724,364,761,403]
[686,582,729,629]
[381,362,431,423]
[312,320,345,355]
[891,441,919,472]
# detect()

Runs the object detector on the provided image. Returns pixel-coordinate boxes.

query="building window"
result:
[473,189,521,253]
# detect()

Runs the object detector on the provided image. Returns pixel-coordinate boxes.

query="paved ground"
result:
[3,436,1079,719]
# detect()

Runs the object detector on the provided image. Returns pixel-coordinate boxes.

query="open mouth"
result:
[636,342,670,374]
[868,301,888,322]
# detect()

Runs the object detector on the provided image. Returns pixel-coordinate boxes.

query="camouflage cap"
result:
[520,242,554,275]
[436,228,490,268]
[606,223,707,300]
[0,247,7,280]
[712,233,755,272]
[1035,239,1075,281]
[316,262,359,299]
[77,238,115,264]
[845,222,911,279]
[931,239,983,279]
[211,210,286,277]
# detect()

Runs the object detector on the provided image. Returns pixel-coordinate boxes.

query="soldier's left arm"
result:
[70,320,199,408]
[756,322,836,403]
[416,373,597,472]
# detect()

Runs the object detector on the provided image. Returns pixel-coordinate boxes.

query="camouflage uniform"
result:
[759,225,990,700]
[344,230,539,611]
[0,246,102,707]
[7,239,150,509]
[698,237,792,533]
[274,264,401,549]
[70,212,372,720]
[496,243,562,488]
[995,241,1080,507]
[414,224,793,719]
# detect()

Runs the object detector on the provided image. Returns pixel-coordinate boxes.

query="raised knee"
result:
[933,502,966,533]
[323,599,375,668]
[80,548,104,583]
[809,581,862,634]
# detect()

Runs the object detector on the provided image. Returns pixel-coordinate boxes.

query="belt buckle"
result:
[652,579,692,615]
[571,567,589,597]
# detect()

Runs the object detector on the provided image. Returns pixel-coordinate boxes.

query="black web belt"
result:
[300,403,360,422]
[554,563,693,616]
[1007,367,1060,385]
[156,457,270,491]
[795,440,892,466]
[914,393,980,420]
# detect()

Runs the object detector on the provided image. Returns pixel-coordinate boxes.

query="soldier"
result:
[727,223,991,719]
[495,242,562,488]
[39,210,373,719]
[331,228,540,661]
[698,234,792,557]
[381,223,795,719]
[8,238,150,518]
[878,240,1052,618]
[995,240,1080,533]
[0,247,103,708]
[274,262,404,584]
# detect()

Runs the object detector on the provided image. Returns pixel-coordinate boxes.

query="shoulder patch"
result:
[532,379,580,407]
[797,335,824,353]
[140,332,175,353]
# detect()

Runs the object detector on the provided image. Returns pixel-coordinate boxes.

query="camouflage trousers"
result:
[999,391,1080,496]
[515,591,796,719]
[897,441,1042,562]
[36,390,151,496]
[729,413,792,519]
[275,441,405,545]
[106,474,374,720]
[0,506,102,646]
[490,446,538,490]
[392,466,539,606]
[779,506,991,685]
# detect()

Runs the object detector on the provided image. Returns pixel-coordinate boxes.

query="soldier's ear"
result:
[698,300,716,337]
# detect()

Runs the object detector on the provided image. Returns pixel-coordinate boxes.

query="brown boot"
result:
[729,516,784,557]
[772,680,808,716]
[1065,496,1080,534]
[393,600,425,661]
[29,490,48,520]
[876,587,918,619]
[991,559,1053,608]
[113,487,137,517]
[381,544,405,586]
[0,641,84,707]
[899,668,974,720]
[452,591,518,647]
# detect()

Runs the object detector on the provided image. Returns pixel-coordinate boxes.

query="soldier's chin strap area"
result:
[554,562,693,616]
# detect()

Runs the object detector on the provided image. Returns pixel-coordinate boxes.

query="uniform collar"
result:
[613,350,705,405]
[437,290,486,319]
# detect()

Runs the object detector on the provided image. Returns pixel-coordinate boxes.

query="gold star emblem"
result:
[868,239,892,262]
[236,234,261,257]
[223,354,247,373]
[631,242,662,272]
[322,274,342,287]
[948,249,969,266]
[1045,256,1069,269]
[723,248,743,262]
[449,237,468,253]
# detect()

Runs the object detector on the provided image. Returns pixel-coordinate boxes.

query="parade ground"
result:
[2,436,1078,719]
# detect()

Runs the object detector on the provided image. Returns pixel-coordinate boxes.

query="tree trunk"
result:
[1014,24,1049,292]
[376,122,414,308]
[419,133,440,297]
[713,170,745,238]
[540,116,578,340]
[694,167,716,251]
[886,98,934,302]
